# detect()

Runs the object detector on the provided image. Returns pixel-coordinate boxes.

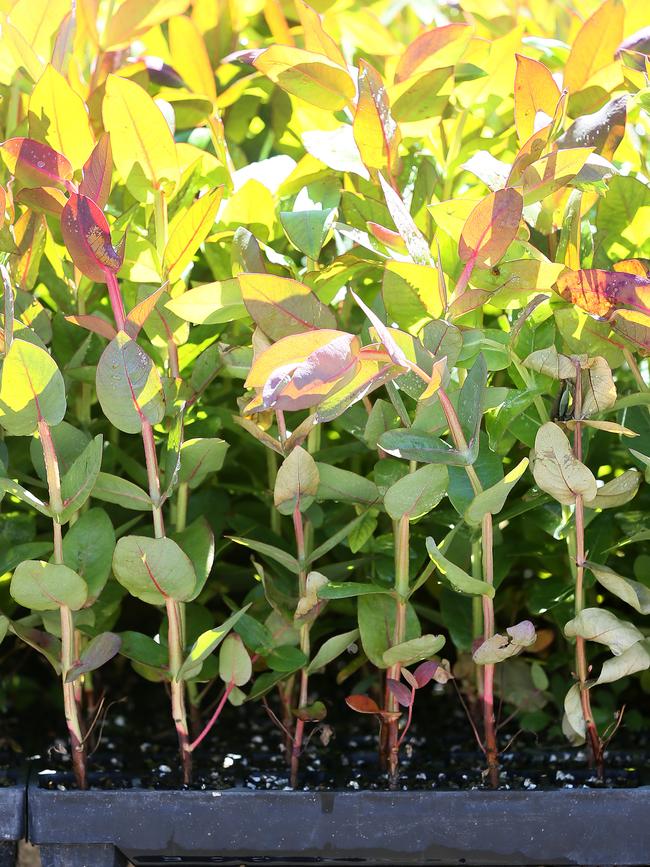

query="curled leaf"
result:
[565,608,643,656]
[61,193,125,283]
[531,422,597,505]
[584,469,641,510]
[586,562,650,614]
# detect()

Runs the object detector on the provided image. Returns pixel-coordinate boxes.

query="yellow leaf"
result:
[353,60,400,178]
[102,74,179,201]
[164,188,224,281]
[103,0,190,50]
[7,0,70,63]
[514,54,561,143]
[564,0,624,94]
[168,14,216,101]
[220,179,275,241]
[295,0,345,67]
[28,65,94,170]
[254,46,355,111]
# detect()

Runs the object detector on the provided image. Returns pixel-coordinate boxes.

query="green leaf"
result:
[586,562,650,614]
[92,473,152,510]
[378,429,471,465]
[348,510,378,553]
[308,628,359,674]
[179,438,229,489]
[426,538,494,597]
[280,208,335,259]
[315,463,379,505]
[596,642,650,685]
[10,621,61,673]
[65,632,121,683]
[179,606,250,680]
[228,536,300,574]
[266,645,308,672]
[458,353,487,443]
[563,683,585,745]
[358,594,420,669]
[309,510,369,562]
[59,434,103,522]
[565,608,643,655]
[62,508,115,604]
[274,446,319,516]
[0,478,52,516]
[10,560,88,611]
[382,261,444,333]
[464,458,529,526]
[384,464,448,520]
[165,280,248,325]
[112,535,196,604]
[173,517,214,600]
[382,634,445,667]
[96,331,165,434]
[584,469,641,510]
[317,582,392,599]
[0,339,66,435]
[219,633,252,686]
[119,631,168,675]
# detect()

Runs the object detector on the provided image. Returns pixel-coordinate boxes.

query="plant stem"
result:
[39,420,87,789]
[266,449,282,535]
[572,362,603,776]
[387,512,410,787]
[153,186,168,268]
[290,503,309,788]
[623,348,648,393]
[481,513,498,787]
[105,270,126,331]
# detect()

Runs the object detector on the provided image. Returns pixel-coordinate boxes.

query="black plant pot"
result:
[0,776,25,867]
[28,783,650,866]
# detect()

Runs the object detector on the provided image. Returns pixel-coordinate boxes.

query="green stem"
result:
[387,512,410,786]
[154,186,168,268]
[624,348,648,393]
[290,504,309,788]
[266,449,281,535]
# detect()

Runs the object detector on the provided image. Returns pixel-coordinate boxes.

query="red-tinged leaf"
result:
[557,95,627,161]
[563,0,624,95]
[80,133,113,209]
[514,54,561,143]
[458,188,523,269]
[253,46,355,112]
[395,23,472,83]
[351,290,409,368]
[611,309,650,352]
[315,354,398,423]
[0,138,73,190]
[413,659,439,688]
[125,286,167,338]
[353,60,401,180]
[616,26,650,57]
[65,314,117,341]
[556,269,650,318]
[61,193,125,283]
[346,694,381,715]
[367,222,408,253]
[613,259,650,277]
[10,212,46,290]
[16,186,66,217]
[508,124,553,185]
[386,678,413,707]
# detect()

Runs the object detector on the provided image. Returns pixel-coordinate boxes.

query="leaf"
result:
[0,138,72,189]
[274,446,319,516]
[558,96,627,161]
[465,458,529,526]
[280,209,336,260]
[348,510,378,553]
[252,46,355,111]
[379,429,471,466]
[387,678,413,707]
[315,355,396,423]
[11,560,87,611]
[317,582,391,600]
[524,347,576,380]
[59,435,103,523]
[459,188,523,270]
[520,148,594,204]
[179,438,228,489]
[165,280,247,325]
[531,422,597,505]
[358,594,420,669]
[168,13,216,101]
[316,463,379,506]
[596,642,650,685]
[61,193,125,283]
[563,683,586,745]
[295,0,346,67]
[581,357,616,417]
[565,608,643,656]
[0,339,65,436]
[353,60,400,179]
[473,621,536,665]
[351,290,408,368]
[96,331,165,434]
[266,646,307,672]
[112,535,196,604]
[383,634,445,667]
[384,464,449,521]
[228,537,299,574]
[65,314,117,341]
[119,631,168,674]
[28,64,94,170]
[103,0,190,49]
[586,562,650,614]
[563,0,624,94]
[426,538,495,598]
[378,174,433,267]
[514,54,561,143]
[102,74,179,200]
[164,188,224,281]
[308,628,360,674]
[91,473,152,511]
[178,607,250,680]
[0,479,51,516]
[79,133,113,209]
[584,469,641,510]
[65,632,121,683]
[556,269,650,319]
[395,23,472,82]
[10,622,61,674]
[346,694,381,715]
[238,274,336,340]
[62,508,115,604]
[219,634,252,686]
[382,262,444,333]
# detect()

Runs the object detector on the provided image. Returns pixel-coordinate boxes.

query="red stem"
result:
[189,679,235,752]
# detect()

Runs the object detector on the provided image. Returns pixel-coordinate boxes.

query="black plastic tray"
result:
[28,783,650,866]
[0,778,25,867]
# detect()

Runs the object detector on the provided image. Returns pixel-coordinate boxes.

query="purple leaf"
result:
[386,678,413,707]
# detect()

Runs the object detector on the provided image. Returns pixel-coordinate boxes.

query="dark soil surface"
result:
[20,685,650,793]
